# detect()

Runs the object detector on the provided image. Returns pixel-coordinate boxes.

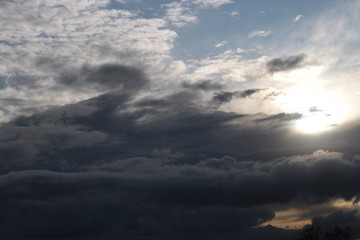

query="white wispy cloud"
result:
[248,30,272,38]
[162,0,233,27]
[230,10,240,16]
[293,14,304,22]
[186,49,267,83]
[191,0,233,8]
[215,41,227,48]
[0,0,178,122]
[162,2,198,27]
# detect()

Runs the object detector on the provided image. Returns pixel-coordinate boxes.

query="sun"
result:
[273,66,351,134]
[295,114,336,134]
[287,87,349,134]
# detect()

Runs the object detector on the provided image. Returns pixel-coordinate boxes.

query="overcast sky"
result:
[1,0,360,239]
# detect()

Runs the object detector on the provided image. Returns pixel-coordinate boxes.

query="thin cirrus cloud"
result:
[248,30,272,38]
[162,0,233,27]
[293,14,304,22]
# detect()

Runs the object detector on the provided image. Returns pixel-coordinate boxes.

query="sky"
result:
[1,0,360,239]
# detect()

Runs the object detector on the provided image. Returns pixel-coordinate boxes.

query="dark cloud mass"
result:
[266,54,306,72]
[1,63,360,239]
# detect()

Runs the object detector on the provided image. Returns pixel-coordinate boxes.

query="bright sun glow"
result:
[274,66,351,134]
[295,114,337,134]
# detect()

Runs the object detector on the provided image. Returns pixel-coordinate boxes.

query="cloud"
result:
[309,106,324,112]
[256,113,303,122]
[192,0,233,8]
[1,1,360,237]
[162,0,233,27]
[312,210,360,238]
[197,156,236,170]
[58,64,149,92]
[0,0,177,122]
[1,81,360,238]
[212,89,263,104]
[0,169,275,238]
[293,14,304,22]
[215,41,227,48]
[248,30,272,38]
[312,210,360,228]
[187,49,268,82]
[182,80,223,91]
[230,10,240,16]
[162,1,198,27]
[266,54,307,73]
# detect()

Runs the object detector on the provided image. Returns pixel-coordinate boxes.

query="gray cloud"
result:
[182,80,223,91]
[213,88,263,104]
[58,64,149,92]
[1,147,360,238]
[312,210,360,238]
[266,54,306,73]
[313,210,359,228]
[1,70,360,238]
[256,113,303,122]
[2,0,360,238]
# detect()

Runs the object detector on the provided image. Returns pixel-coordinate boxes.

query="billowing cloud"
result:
[1,75,360,238]
[1,0,360,239]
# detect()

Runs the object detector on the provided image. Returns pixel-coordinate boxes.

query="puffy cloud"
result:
[1,83,360,237]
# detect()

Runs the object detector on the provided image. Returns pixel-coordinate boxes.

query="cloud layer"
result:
[2,0,360,239]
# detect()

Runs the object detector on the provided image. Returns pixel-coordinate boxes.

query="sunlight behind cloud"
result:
[272,66,351,134]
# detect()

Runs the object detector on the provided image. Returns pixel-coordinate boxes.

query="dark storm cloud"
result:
[312,210,360,238]
[2,65,360,238]
[312,210,359,228]
[266,54,306,73]
[212,88,262,104]
[0,170,275,239]
[2,150,360,238]
[182,80,223,91]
